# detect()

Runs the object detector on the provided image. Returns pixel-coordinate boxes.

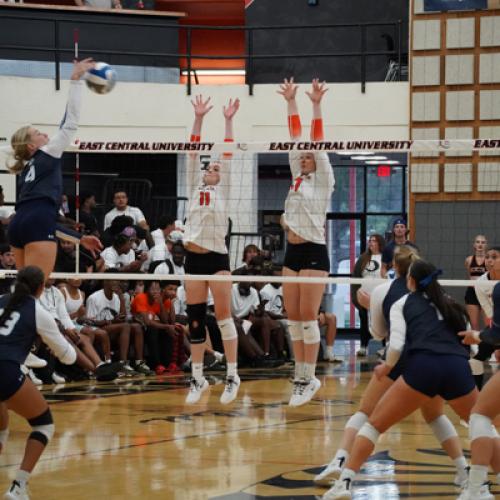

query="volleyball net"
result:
[1,138,499,329]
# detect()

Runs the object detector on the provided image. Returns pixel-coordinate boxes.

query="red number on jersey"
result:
[291,177,303,192]
[199,191,211,206]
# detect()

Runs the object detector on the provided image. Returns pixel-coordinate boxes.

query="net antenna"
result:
[74,28,81,274]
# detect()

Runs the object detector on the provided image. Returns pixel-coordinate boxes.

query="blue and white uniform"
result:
[9,81,84,248]
[386,292,475,400]
[0,295,76,401]
[369,276,409,380]
[475,282,500,347]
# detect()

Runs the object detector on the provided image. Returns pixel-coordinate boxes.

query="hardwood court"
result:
[1,342,498,499]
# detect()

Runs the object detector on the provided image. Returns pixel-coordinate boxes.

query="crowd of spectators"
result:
[1,186,493,386]
[0,187,337,386]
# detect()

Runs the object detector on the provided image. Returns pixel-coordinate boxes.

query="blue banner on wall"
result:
[424,0,487,10]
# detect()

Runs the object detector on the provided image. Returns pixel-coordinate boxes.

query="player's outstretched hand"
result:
[71,58,95,81]
[458,330,481,345]
[191,95,213,118]
[223,98,240,120]
[277,77,299,102]
[80,235,103,258]
[306,78,328,104]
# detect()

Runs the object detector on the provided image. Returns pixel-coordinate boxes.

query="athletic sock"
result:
[294,361,304,380]
[469,465,488,492]
[227,362,237,378]
[326,345,334,358]
[339,468,356,481]
[454,456,468,482]
[303,362,316,381]
[334,448,349,461]
[15,470,30,486]
[192,362,204,383]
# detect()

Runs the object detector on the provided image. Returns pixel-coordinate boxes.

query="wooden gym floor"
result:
[1,340,498,499]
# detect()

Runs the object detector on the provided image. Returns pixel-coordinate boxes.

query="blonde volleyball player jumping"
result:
[183,95,241,405]
[278,78,335,406]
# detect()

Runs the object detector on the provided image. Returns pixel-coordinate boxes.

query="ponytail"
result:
[393,244,420,277]
[6,126,32,175]
[0,266,45,327]
[409,260,468,332]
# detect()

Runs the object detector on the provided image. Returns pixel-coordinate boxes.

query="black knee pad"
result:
[186,303,207,344]
[28,408,54,446]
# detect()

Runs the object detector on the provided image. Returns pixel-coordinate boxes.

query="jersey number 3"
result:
[0,310,21,337]
[25,165,36,183]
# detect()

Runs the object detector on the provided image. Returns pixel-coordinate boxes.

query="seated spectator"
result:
[233,244,261,275]
[59,278,112,362]
[150,229,184,263]
[39,280,116,381]
[231,276,285,360]
[131,280,185,374]
[152,241,186,279]
[100,233,147,272]
[0,244,15,295]
[74,0,122,10]
[79,191,99,236]
[55,239,100,273]
[150,215,176,250]
[104,190,148,231]
[86,273,150,374]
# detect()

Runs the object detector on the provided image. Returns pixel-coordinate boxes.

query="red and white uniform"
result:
[183,155,231,254]
[283,151,334,244]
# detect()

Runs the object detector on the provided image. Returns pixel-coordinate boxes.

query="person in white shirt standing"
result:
[278,78,335,407]
[104,191,148,231]
[182,94,241,405]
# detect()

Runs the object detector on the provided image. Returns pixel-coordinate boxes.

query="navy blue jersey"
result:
[400,293,469,358]
[382,276,408,326]
[16,81,82,209]
[480,282,500,346]
[0,295,37,364]
[0,295,76,366]
[16,150,63,209]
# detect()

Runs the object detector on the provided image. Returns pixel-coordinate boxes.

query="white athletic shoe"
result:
[185,377,209,404]
[4,480,29,500]
[289,377,321,407]
[25,353,47,369]
[314,456,346,486]
[457,481,495,500]
[51,372,66,385]
[454,469,469,488]
[356,347,367,357]
[220,375,240,405]
[327,356,343,364]
[27,369,42,386]
[322,478,353,499]
[289,379,305,406]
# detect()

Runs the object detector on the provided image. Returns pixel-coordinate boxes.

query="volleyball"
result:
[84,62,116,94]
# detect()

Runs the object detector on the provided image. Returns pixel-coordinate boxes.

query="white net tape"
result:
[0,270,493,288]
[2,138,500,155]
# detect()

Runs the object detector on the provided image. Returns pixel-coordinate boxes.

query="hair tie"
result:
[418,269,443,289]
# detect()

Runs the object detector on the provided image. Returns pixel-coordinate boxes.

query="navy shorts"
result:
[387,357,405,381]
[403,352,475,400]
[184,250,230,275]
[284,242,330,272]
[9,199,58,248]
[0,361,26,401]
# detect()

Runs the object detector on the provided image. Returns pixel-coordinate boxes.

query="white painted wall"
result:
[0,76,409,231]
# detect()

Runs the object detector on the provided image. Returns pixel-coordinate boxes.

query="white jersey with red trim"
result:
[283,151,334,244]
[183,155,231,254]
